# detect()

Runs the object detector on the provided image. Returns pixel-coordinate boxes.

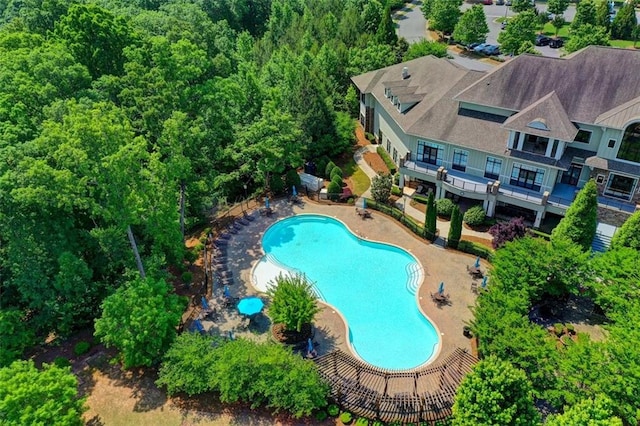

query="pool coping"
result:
[249,212,443,371]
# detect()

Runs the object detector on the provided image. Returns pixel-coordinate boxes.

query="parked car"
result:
[505,0,512,5]
[473,43,489,53]
[535,35,552,46]
[467,42,483,51]
[549,38,564,48]
[500,21,507,30]
[483,0,493,4]
[482,45,501,56]
[496,0,505,4]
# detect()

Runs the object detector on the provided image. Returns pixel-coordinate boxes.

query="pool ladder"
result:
[405,263,424,295]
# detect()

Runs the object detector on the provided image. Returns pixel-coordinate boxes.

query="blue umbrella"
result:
[438,282,444,294]
[237,296,264,316]
[307,338,314,353]
[363,198,367,209]
[265,197,270,209]
[201,296,209,311]
[292,185,297,196]
[228,330,234,340]
[224,285,231,298]
[474,257,480,268]
[193,319,205,334]
[481,276,488,289]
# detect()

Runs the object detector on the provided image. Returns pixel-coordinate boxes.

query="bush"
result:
[266,273,320,332]
[327,181,342,201]
[184,248,198,264]
[269,173,285,194]
[463,205,486,227]
[331,174,343,188]
[74,341,91,356]
[488,217,528,249]
[554,323,564,336]
[393,174,400,185]
[181,271,193,284]
[340,411,353,424]
[391,185,402,197]
[315,410,328,421]
[436,198,455,218]
[330,167,343,180]
[327,404,340,416]
[457,240,493,259]
[370,173,393,204]
[325,161,337,179]
[365,132,375,142]
[376,146,397,174]
[285,169,301,190]
[355,417,369,426]
[372,421,385,426]
[53,356,71,368]
[413,194,428,204]
[315,156,330,178]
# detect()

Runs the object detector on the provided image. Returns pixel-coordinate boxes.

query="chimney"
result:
[402,67,409,79]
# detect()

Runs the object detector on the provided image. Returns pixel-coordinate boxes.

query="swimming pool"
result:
[253,214,440,370]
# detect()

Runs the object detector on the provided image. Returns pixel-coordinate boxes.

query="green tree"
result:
[551,14,566,36]
[0,360,85,425]
[0,308,35,367]
[266,273,321,333]
[634,24,640,47]
[344,85,360,117]
[403,39,448,60]
[565,23,610,52]
[421,0,434,20]
[611,0,638,39]
[376,4,397,45]
[610,210,640,250]
[548,0,570,17]
[551,179,598,251]
[546,395,622,425]
[448,205,462,249]
[453,5,489,46]
[94,277,187,368]
[452,356,540,425]
[425,191,437,241]
[571,0,597,32]
[595,0,612,30]
[156,333,218,396]
[497,10,537,55]
[54,3,133,78]
[429,0,463,35]
[361,0,384,34]
[510,0,535,13]
[370,172,393,204]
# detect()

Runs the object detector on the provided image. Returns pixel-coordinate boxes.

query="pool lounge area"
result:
[211,198,481,423]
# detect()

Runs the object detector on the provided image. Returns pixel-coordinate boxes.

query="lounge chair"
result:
[470,281,478,293]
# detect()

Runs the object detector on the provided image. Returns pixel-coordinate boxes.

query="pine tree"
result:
[551,179,598,251]
[611,0,638,40]
[448,205,462,249]
[424,191,437,241]
[376,4,398,45]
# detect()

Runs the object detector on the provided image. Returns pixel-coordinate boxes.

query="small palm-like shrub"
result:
[463,205,486,227]
[436,198,455,218]
[327,403,340,416]
[74,341,91,356]
[330,167,343,180]
[340,411,353,424]
[325,161,337,179]
[267,273,320,332]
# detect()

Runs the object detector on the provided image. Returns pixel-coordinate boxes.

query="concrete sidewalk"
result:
[353,143,492,243]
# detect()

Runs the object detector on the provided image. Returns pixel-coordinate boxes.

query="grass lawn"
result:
[541,22,570,38]
[609,39,639,49]
[342,158,370,196]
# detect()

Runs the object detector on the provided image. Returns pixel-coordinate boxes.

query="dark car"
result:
[467,42,483,51]
[482,45,501,56]
[483,0,493,4]
[549,38,564,48]
[535,35,551,46]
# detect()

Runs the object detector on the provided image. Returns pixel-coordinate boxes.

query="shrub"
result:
[340,411,353,424]
[315,410,328,421]
[327,181,342,201]
[393,174,400,185]
[436,198,455,218]
[330,167,343,180]
[325,161,337,179]
[458,240,493,259]
[413,194,428,204]
[391,185,402,197]
[74,341,91,356]
[181,271,193,284]
[53,356,71,368]
[327,404,340,416]
[269,173,285,194]
[266,273,320,332]
[372,421,385,426]
[331,175,343,188]
[365,132,375,141]
[448,205,462,249]
[463,205,486,227]
[285,169,301,190]
[184,248,198,264]
[355,417,369,426]
[371,173,393,204]
[554,323,564,336]
[488,217,528,249]
[376,146,397,174]
[566,323,575,334]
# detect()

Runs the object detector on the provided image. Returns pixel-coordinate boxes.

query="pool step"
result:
[405,263,423,295]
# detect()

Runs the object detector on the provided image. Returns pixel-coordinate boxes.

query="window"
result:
[386,139,391,152]
[417,140,444,166]
[360,91,366,103]
[452,149,468,172]
[596,174,605,184]
[608,139,616,148]
[484,157,502,180]
[617,122,640,163]
[392,148,398,163]
[510,163,545,192]
[574,129,592,143]
[605,173,636,200]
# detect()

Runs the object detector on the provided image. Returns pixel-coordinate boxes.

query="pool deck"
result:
[209,197,484,367]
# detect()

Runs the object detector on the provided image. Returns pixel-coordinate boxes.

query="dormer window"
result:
[574,129,592,143]
[527,118,549,131]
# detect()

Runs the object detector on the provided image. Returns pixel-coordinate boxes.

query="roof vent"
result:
[402,67,409,79]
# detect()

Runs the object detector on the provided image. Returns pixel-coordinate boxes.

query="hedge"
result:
[436,198,455,218]
[391,185,402,197]
[376,146,397,174]
[413,194,429,204]
[457,240,493,259]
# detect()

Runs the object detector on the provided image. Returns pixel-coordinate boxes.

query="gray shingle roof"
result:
[585,156,640,175]
[595,96,640,130]
[501,91,578,141]
[454,46,640,124]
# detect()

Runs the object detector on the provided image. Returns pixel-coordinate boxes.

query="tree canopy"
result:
[453,5,489,46]
[551,179,598,251]
[497,10,537,55]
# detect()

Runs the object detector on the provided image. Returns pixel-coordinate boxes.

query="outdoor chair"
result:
[470,281,478,293]
[243,211,256,221]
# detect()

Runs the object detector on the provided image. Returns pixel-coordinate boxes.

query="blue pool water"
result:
[261,214,440,370]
